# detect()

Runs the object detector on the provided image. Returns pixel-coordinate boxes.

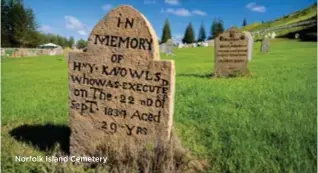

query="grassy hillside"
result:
[2,39,317,173]
[242,3,317,32]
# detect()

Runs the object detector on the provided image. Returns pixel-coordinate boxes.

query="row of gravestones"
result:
[160,35,268,57]
[68,5,270,158]
[161,40,213,51]
[159,39,174,55]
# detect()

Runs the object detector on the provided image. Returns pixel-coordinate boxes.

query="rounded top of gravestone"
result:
[87,5,159,60]
[217,28,247,41]
[243,31,253,39]
[166,39,173,43]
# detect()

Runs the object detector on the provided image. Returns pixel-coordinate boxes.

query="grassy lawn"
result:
[2,39,317,173]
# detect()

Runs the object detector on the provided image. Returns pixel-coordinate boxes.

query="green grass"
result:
[2,39,317,173]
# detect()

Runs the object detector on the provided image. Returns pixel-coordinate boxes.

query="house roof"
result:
[40,43,59,48]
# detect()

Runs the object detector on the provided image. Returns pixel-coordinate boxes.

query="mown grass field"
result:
[2,39,317,173]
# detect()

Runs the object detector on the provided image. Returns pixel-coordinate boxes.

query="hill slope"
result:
[242,3,317,34]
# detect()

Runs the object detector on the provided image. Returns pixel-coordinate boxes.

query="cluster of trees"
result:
[38,33,74,48]
[2,0,39,47]
[160,19,225,44]
[1,0,83,49]
[182,19,225,44]
[160,18,248,44]
[76,39,88,49]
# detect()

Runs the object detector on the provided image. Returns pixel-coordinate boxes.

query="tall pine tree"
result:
[160,19,172,44]
[182,23,195,44]
[1,0,10,47]
[68,36,75,48]
[210,19,224,39]
[242,18,247,27]
[197,23,206,42]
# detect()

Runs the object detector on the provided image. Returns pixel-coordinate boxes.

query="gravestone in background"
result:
[214,28,249,77]
[1,49,5,57]
[68,5,175,156]
[208,39,215,47]
[295,33,300,39]
[165,39,174,55]
[177,43,184,48]
[160,43,167,53]
[271,32,276,39]
[243,31,253,61]
[261,38,270,53]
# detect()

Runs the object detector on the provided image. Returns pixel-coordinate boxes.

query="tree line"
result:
[160,19,225,44]
[1,0,86,49]
[160,18,248,44]
[1,0,247,48]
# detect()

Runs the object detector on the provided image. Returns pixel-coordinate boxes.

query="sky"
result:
[24,0,316,42]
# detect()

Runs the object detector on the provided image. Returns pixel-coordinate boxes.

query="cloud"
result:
[144,0,156,4]
[65,16,84,30]
[161,8,191,16]
[174,34,183,41]
[38,25,54,33]
[192,10,207,16]
[102,4,113,11]
[77,30,87,36]
[246,2,266,12]
[161,8,207,17]
[164,0,180,5]
[65,16,88,36]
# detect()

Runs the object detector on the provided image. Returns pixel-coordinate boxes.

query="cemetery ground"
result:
[2,39,316,173]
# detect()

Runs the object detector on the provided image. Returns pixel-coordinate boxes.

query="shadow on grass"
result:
[178,72,253,79]
[9,124,70,154]
[178,73,214,78]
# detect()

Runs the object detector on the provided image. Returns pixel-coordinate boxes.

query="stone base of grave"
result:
[165,53,175,56]
[213,70,249,78]
[70,130,208,173]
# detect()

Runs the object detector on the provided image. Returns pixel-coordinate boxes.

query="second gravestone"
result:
[68,5,175,156]
[261,38,270,53]
[165,39,174,55]
[214,28,249,77]
[243,31,253,61]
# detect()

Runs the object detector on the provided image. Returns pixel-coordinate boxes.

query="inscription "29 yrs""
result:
[101,121,147,136]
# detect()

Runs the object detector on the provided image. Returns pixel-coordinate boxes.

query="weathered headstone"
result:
[261,38,270,53]
[177,42,184,48]
[214,28,249,77]
[160,43,167,53]
[295,33,300,39]
[165,39,174,55]
[68,5,175,156]
[1,48,5,57]
[207,39,214,47]
[202,41,209,47]
[243,31,253,61]
[271,32,276,39]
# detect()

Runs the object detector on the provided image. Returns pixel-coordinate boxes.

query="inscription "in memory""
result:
[94,34,153,51]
